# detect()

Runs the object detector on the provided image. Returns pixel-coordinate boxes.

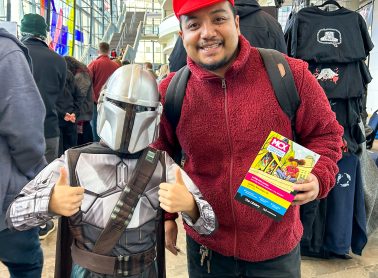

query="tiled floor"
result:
[1,220,378,278]
[2,141,378,277]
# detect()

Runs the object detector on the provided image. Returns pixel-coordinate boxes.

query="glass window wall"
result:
[1,0,164,65]
[1,0,120,61]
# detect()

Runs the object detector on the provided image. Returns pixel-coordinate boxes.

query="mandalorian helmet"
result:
[97,64,162,153]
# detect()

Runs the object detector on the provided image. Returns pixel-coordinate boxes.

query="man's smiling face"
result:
[179,1,240,76]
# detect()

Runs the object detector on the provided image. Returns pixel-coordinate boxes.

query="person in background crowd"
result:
[21,13,67,239]
[88,42,119,142]
[157,64,170,84]
[120,48,125,57]
[56,60,86,155]
[21,13,67,163]
[0,27,46,277]
[64,56,94,145]
[110,48,117,59]
[153,0,344,277]
[122,59,131,66]
[168,0,287,72]
[113,58,122,67]
[144,61,158,79]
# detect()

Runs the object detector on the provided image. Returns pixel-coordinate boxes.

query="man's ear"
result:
[179,30,183,38]
[235,15,241,36]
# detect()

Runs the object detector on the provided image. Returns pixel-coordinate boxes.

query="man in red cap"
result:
[154,0,343,277]
[168,0,287,72]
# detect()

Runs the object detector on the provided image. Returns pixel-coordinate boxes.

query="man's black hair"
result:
[179,2,236,30]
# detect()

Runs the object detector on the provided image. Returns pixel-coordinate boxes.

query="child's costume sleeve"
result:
[164,152,218,235]
[6,156,66,231]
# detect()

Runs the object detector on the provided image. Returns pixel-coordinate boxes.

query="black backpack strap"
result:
[164,66,191,165]
[157,153,166,278]
[92,147,161,255]
[257,48,301,140]
[164,65,191,133]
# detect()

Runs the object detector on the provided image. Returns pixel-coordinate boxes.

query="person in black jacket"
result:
[21,13,67,163]
[56,65,86,155]
[21,13,67,240]
[168,0,287,72]
[64,56,94,145]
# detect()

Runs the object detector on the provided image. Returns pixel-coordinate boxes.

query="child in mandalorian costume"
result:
[6,64,217,278]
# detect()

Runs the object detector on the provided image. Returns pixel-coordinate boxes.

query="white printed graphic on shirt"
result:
[317,28,342,47]
[336,172,351,188]
[313,68,339,84]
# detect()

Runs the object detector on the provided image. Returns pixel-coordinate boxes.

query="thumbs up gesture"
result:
[49,167,85,216]
[159,168,199,221]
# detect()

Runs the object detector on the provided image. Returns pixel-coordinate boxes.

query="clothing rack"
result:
[355,1,373,12]
[291,0,307,13]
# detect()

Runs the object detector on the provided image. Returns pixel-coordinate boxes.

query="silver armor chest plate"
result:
[76,153,163,256]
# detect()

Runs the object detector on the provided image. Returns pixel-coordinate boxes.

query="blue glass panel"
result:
[75,30,84,42]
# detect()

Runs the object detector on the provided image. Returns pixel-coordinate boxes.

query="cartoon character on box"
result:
[257,152,273,171]
[284,156,305,183]
[266,161,278,175]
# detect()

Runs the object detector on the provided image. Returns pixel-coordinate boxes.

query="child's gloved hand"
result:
[49,167,85,216]
[158,168,199,221]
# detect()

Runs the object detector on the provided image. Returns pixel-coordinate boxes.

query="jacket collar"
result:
[187,35,251,80]
[97,54,110,60]
[22,36,48,48]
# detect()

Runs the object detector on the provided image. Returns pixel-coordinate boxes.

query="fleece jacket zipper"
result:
[222,78,238,258]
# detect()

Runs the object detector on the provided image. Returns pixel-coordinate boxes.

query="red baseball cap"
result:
[173,0,235,18]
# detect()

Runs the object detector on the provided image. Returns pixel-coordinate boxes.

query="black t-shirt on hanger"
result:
[329,98,365,153]
[308,61,372,99]
[285,6,374,63]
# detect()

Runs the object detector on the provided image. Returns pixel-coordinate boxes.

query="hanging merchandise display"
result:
[324,153,367,256]
[285,5,373,63]
[308,61,371,99]
[285,1,374,258]
[284,2,373,155]
[301,153,367,258]
[328,98,365,153]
